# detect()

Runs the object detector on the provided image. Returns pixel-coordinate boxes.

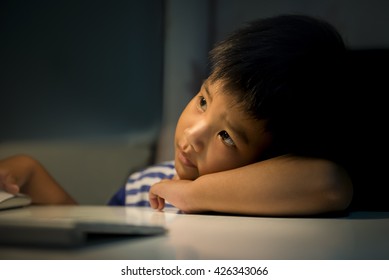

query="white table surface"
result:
[0,205,388,260]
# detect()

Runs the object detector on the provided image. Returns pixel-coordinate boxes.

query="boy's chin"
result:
[175,165,199,181]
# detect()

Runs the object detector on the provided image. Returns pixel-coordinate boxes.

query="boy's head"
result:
[209,14,347,158]
[174,14,347,180]
[174,79,272,180]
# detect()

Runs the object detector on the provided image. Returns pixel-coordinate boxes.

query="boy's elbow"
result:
[322,162,353,213]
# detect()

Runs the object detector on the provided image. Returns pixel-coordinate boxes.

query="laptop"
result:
[0,205,168,247]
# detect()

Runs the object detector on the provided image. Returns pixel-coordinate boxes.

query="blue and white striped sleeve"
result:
[107,161,176,207]
[124,161,176,207]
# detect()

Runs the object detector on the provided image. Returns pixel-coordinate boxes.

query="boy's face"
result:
[174,79,272,180]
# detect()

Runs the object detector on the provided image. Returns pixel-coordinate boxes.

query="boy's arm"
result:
[0,155,77,205]
[149,155,353,216]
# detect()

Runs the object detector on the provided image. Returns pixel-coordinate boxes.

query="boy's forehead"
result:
[204,79,249,114]
[203,79,237,101]
[204,78,227,92]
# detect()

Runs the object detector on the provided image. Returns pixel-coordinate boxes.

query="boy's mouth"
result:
[177,150,197,168]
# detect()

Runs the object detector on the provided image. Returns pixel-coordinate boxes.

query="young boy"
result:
[0,14,353,216]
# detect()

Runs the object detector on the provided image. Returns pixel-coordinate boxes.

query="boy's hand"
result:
[148,189,166,211]
[149,179,171,211]
[0,169,20,195]
[149,179,193,212]
[0,155,77,205]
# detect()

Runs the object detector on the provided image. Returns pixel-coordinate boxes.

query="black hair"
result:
[209,14,347,159]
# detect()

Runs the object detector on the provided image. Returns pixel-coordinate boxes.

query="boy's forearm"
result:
[0,155,76,205]
[184,155,353,216]
[25,157,76,205]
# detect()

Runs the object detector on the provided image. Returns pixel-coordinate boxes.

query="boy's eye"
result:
[198,96,207,111]
[218,131,235,147]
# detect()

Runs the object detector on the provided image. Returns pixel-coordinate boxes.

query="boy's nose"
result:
[184,120,209,153]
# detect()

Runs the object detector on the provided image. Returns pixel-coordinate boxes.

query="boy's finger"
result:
[157,196,165,211]
[0,170,20,194]
[4,183,20,194]
[149,192,159,209]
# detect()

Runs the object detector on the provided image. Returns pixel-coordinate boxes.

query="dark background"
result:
[0,0,164,140]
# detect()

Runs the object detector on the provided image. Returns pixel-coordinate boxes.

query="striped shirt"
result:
[108,161,176,207]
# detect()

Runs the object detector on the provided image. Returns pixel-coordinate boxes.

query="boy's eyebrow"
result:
[203,82,213,102]
[226,118,249,145]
